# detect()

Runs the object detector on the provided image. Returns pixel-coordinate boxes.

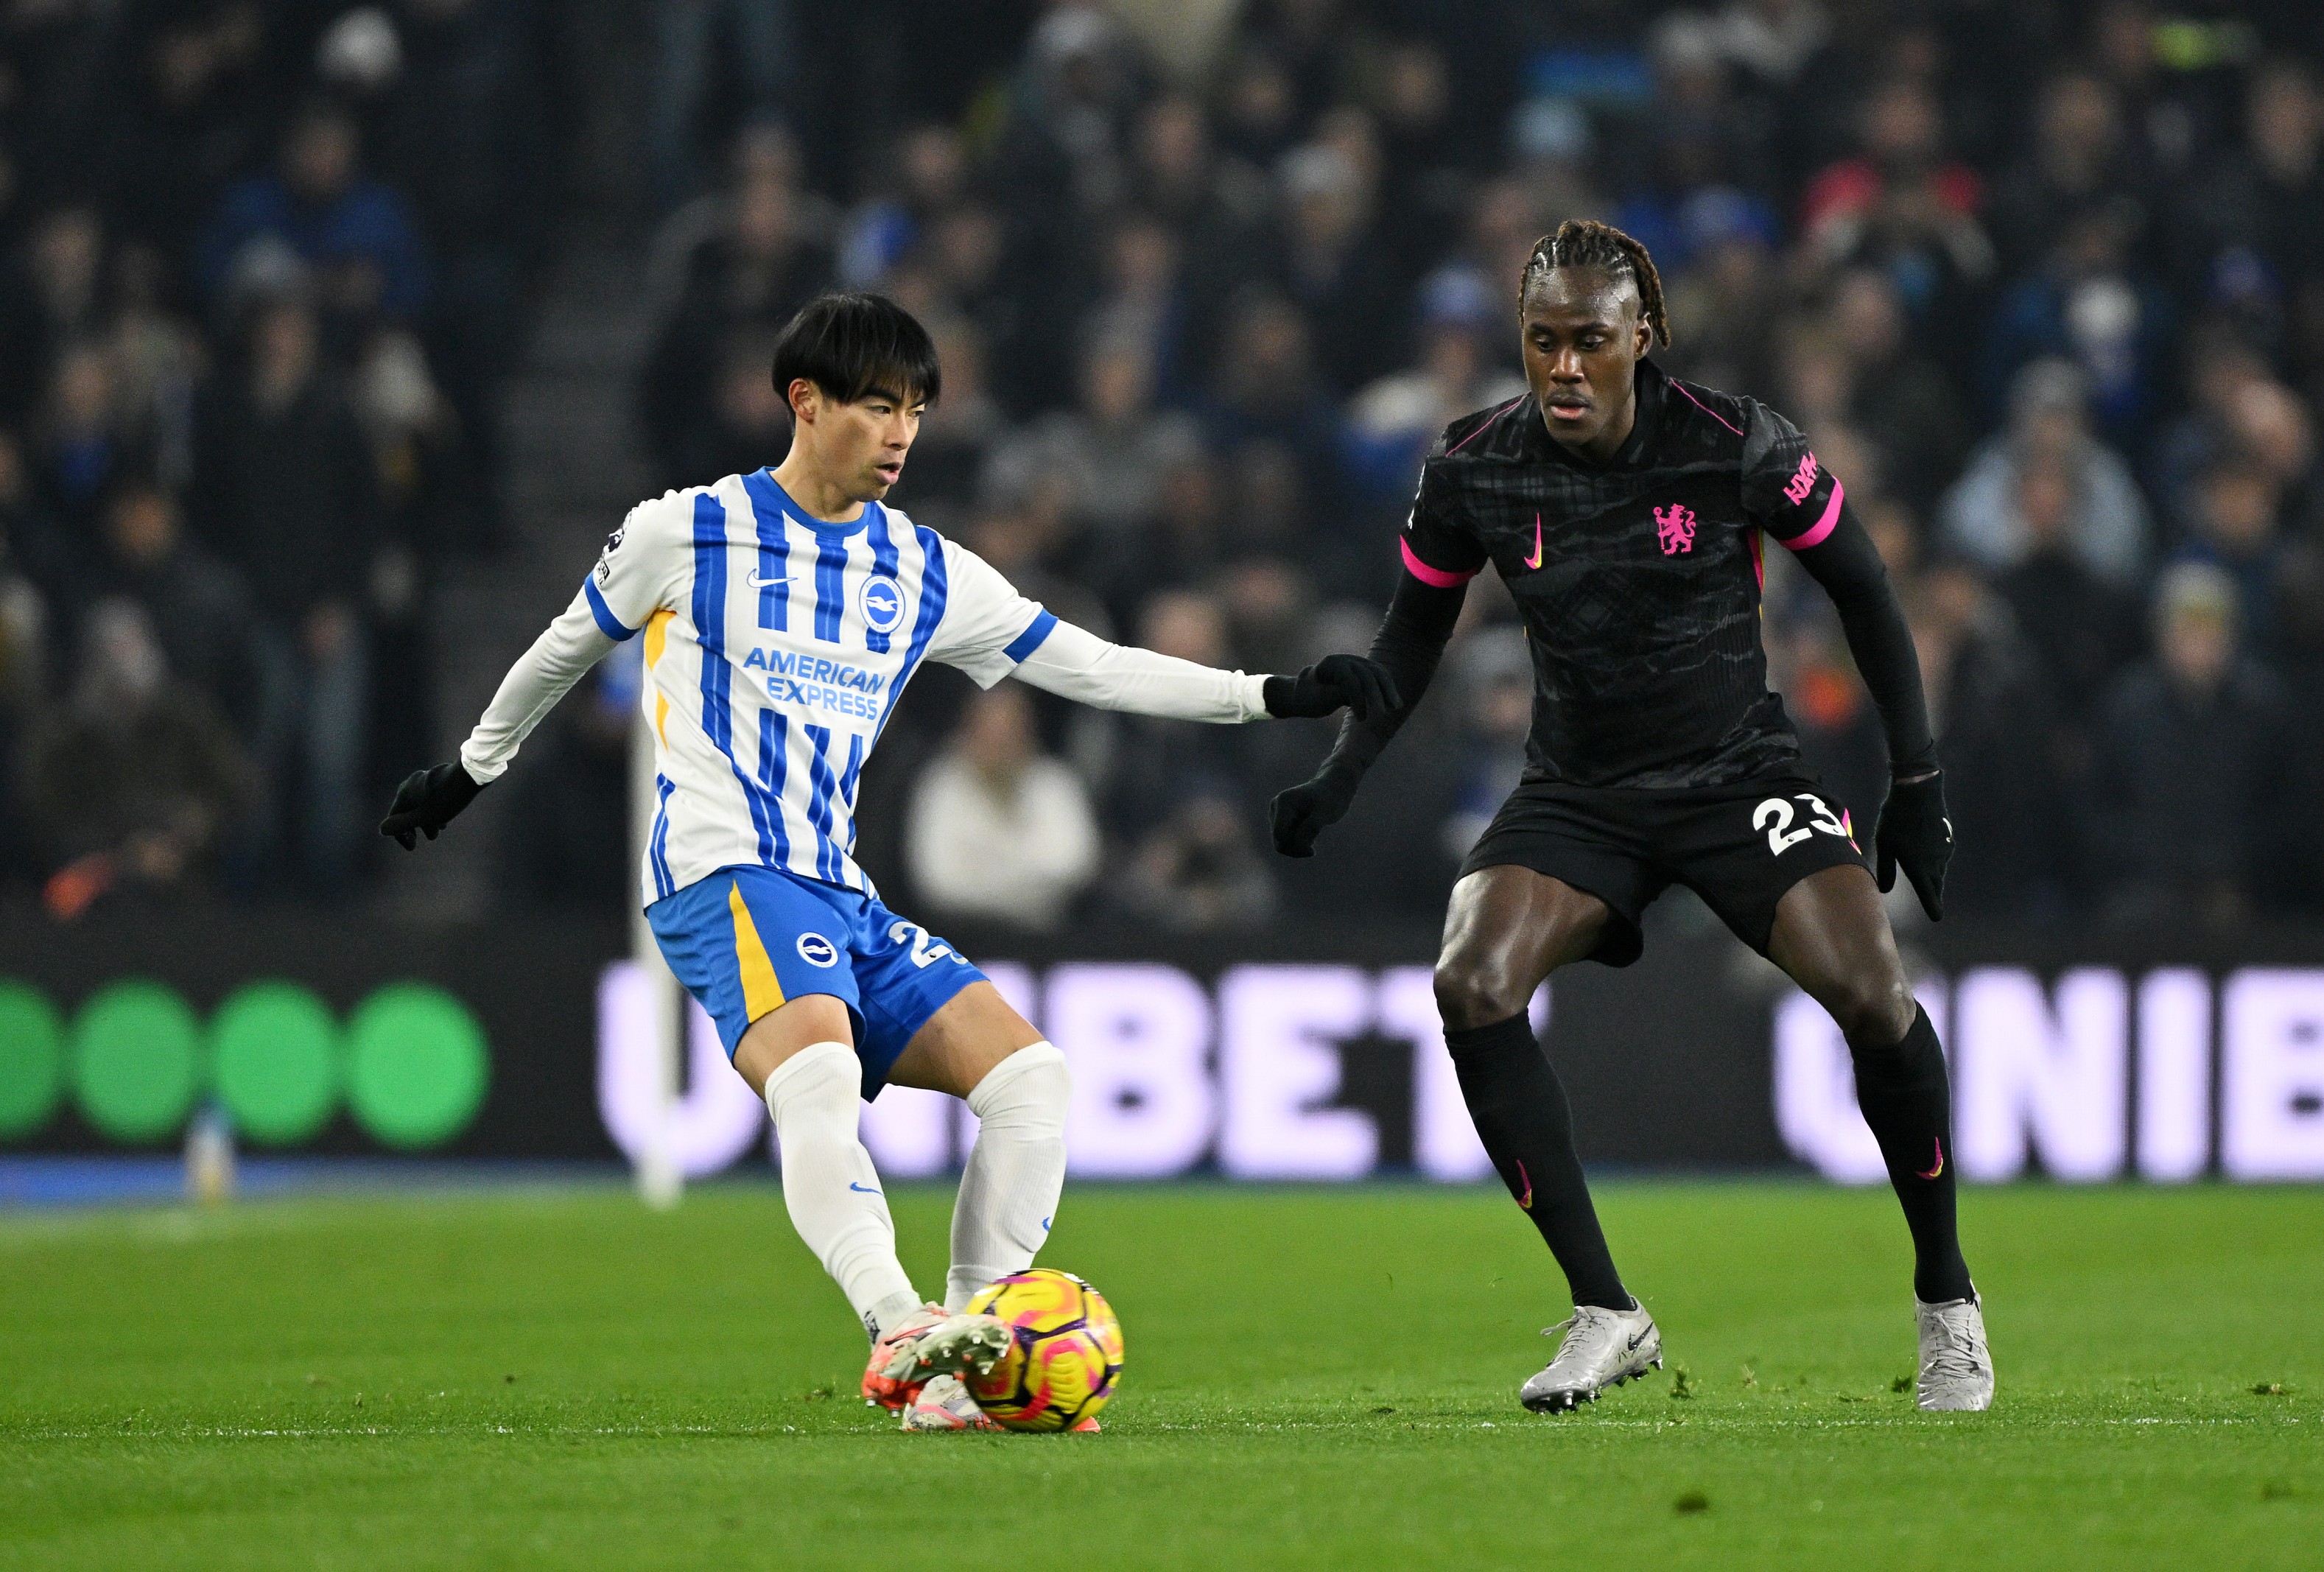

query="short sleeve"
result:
[1400,455,1488,586]
[923,537,1056,689]
[583,491,688,639]
[1739,400,1847,552]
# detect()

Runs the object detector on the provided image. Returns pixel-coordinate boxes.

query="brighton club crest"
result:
[1654,502,1697,555]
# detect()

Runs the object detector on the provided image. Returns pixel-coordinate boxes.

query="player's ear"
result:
[787,377,821,425]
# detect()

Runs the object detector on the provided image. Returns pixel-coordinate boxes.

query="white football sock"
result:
[763,1041,921,1337]
[946,1042,1070,1310]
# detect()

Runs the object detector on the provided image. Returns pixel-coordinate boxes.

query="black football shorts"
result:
[1458,770,1872,966]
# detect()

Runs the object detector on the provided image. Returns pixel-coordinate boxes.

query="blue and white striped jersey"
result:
[575,469,1056,908]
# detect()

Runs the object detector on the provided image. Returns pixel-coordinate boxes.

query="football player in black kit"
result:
[1271,220,1993,1414]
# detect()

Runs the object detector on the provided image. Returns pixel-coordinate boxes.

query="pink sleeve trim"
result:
[1782,479,1845,552]
[1401,538,1478,587]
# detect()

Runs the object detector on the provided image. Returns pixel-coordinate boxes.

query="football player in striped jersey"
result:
[383,292,1395,1429]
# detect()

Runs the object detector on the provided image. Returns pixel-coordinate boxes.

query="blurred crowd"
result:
[0,0,553,908]
[6,0,2324,937]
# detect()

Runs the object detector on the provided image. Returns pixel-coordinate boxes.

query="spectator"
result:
[1101,589,1260,839]
[1828,267,1967,513]
[1983,200,2172,446]
[0,206,106,424]
[374,0,554,547]
[1112,790,1277,933]
[23,599,250,913]
[1341,267,1528,510]
[2188,60,2324,377]
[987,333,1200,560]
[1796,77,1993,337]
[1439,629,1533,862]
[2267,542,2324,916]
[32,341,129,553]
[1270,141,1400,391]
[200,102,430,332]
[906,684,1098,931]
[497,653,638,908]
[191,296,380,892]
[105,244,206,491]
[1986,71,2146,274]
[1904,559,2071,919]
[1660,204,1783,399]
[1939,358,2150,589]
[1201,291,1340,535]
[2090,564,2289,927]
[95,480,261,738]
[2174,466,2286,647]
[1992,457,2141,727]
[648,0,796,208]
[1082,212,1190,401]
[1128,94,1269,382]
[111,7,272,269]
[637,153,833,486]
[832,123,965,292]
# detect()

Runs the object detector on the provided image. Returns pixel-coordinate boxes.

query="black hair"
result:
[1520,219,1673,348]
[769,292,942,410]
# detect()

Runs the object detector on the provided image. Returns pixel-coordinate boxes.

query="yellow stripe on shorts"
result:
[728,880,787,1022]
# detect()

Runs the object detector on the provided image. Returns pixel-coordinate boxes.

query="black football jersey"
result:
[1400,359,1848,789]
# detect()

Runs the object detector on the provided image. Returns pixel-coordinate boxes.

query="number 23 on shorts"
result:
[1752,793,1853,857]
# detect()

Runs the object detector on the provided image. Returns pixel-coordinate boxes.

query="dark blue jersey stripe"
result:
[1001,608,1058,664]
[740,469,793,631]
[876,527,948,742]
[583,576,638,640]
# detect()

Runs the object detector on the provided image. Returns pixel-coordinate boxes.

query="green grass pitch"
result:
[2,1180,2317,1569]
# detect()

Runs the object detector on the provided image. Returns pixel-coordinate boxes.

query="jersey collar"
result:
[744,468,877,538]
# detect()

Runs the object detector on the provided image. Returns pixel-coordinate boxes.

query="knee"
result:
[1826,969,1917,1049]
[1434,955,1531,1033]
[967,1041,1070,1134]
[764,1039,860,1126]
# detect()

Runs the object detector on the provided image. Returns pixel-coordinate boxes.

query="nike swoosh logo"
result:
[1916,1138,1945,1181]
[1524,512,1543,570]
[747,570,791,589]
[1041,1216,1052,1232]
[1627,1329,1650,1352]
[849,1182,880,1194]
[1513,1159,1534,1211]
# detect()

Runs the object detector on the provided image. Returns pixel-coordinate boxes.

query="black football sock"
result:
[1443,1012,1632,1311]
[1849,1004,1973,1304]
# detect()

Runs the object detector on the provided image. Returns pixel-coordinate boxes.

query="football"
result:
[961,1269,1124,1431]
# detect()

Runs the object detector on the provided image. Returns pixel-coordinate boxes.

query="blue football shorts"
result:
[646,865,987,1099]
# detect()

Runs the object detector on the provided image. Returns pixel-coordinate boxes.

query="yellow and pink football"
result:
[961,1269,1123,1431]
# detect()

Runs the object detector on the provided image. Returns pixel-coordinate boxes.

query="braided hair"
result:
[1520,219,1673,349]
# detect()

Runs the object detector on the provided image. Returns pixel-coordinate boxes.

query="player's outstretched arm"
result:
[378,590,622,851]
[1269,566,1466,857]
[1781,498,1951,919]
[1008,619,1397,724]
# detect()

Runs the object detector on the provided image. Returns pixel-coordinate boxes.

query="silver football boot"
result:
[1914,1294,1994,1411]
[1519,1302,1662,1413]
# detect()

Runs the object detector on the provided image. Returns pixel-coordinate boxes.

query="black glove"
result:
[1874,771,1951,921]
[1268,765,1361,857]
[1263,655,1401,721]
[379,762,486,850]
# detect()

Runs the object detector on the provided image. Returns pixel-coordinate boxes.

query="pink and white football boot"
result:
[860,1304,951,1410]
